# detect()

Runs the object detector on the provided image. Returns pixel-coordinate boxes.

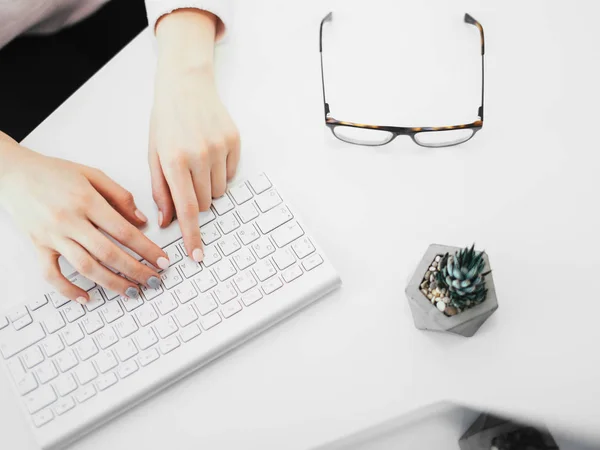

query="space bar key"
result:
[0,323,45,359]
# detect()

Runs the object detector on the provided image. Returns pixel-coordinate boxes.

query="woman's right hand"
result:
[0,136,170,304]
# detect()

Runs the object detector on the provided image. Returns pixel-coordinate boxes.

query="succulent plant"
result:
[436,244,490,311]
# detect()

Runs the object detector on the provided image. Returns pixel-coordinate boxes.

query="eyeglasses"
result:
[319,12,485,148]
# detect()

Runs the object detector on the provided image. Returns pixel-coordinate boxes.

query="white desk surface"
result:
[1,0,599,448]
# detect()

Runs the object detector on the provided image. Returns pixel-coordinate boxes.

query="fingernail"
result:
[148,276,161,289]
[158,210,164,227]
[125,287,139,299]
[157,256,170,270]
[135,209,148,223]
[76,296,88,304]
[192,248,204,262]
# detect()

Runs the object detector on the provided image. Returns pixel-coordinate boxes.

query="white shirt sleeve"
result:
[144,0,232,39]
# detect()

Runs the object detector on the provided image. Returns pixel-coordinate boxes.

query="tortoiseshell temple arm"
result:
[465,13,485,121]
[319,12,333,120]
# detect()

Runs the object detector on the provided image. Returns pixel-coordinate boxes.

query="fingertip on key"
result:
[76,296,88,304]
[157,256,170,270]
[192,248,204,262]
[125,287,139,299]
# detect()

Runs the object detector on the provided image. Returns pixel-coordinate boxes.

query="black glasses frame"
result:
[319,12,486,147]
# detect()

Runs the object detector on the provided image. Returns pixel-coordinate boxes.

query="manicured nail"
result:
[76,296,88,304]
[135,209,148,223]
[158,210,164,227]
[125,287,139,299]
[157,256,170,270]
[192,248,204,262]
[148,276,161,289]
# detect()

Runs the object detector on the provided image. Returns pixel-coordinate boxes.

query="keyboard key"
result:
[41,334,64,357]
[199,209,216,226]
[75,339,98,361]
[54,397,75,415]
[7,306,28,324]
[174,281,198,304]
[22,345,45,369]
[262,277,283,295]
[248,173,272,194]
[135,303,158,327]
[282,265,303,283]
[74,361,97,385]
[217,234,242,256]
[96,328,119,350]
[7,358,26,381]
[16,372,38,396]
[202,245,222,267]
[100,301,124,323]
[222,300,242,318]
[232,247,256,270]
[81,312,104,334]
[34,361,58,384]
[115,316,138,338]
[213,194,235,215]
[155,316,178,339]
[273,247,296,270]
[42,311,66,334]
[159,337,180,355]
[75,385,96,403]
[136,328,158,350]
[174,305,198,328]
[28,297,48,312]
[32,409,54,428]
[121,295,144,312]
[229,182,253,204]
[95,351,118,374]
[178,259,203,279]
[101,287,120,301]
[217,212,240,234]
[86,288,106,311]
[0,315,8,330]
[251,236,275,259]
[69,273,96,292]
[237,224,260,245]
[237,201,259,223]
[214,282,237,304]
[302,254,324,271]
[201,222,221,245]
[55,373,78,396]
[255,189,282,212]
[214,259,237,282]
[193,294,218,316]
[199,312,222,331]
[255,206,293,234]
[62,324,84,346]
[114,339,138,361]
[155,295,179,315]
[233,271,258,293]
[164,244,183,266]
[62,303,85,323]
[96,372,118,391]
[25,385,57,414]
[138,348,160,367]
[160,267,183,290]
[180,324,201,342]
[141,283,163,301]
[271,221,304,248]
[55,350,78,373]
[47,292,70,309]
[0,322,45,359]
[193,271,217,293]
[292,237,316,259]
[13,314,33,330]
[253,259,277,282]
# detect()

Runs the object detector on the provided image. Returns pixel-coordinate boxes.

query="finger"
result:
[226,133,241,181]
[57,238,141,299]
[74,222,162,289]
[149,150,175,227]
[86,194,170,271]
[38,248,88,304]
[163,165,204,262]
[191,157,213,211]
[210,160,227,199]
[82,166,148,227]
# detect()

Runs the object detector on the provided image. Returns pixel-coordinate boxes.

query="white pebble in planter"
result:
[405,244,498,337]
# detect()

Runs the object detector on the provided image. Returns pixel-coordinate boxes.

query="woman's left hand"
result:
[149,9,240,263]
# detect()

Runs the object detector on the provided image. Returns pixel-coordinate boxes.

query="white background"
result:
[1,0,600,448]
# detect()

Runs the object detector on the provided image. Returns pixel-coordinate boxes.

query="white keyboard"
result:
[0,173,340,450]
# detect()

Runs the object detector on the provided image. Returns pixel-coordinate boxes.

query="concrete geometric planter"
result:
[459,413,559,450]
[405,244,498,337]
